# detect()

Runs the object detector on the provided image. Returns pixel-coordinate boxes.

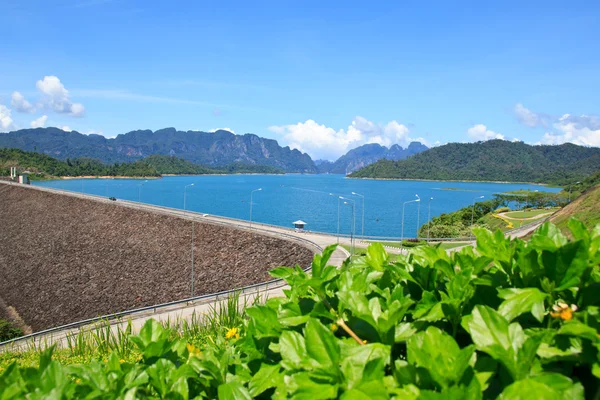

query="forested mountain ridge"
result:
[0,149,284,179]
[0,127,316,173]
[349,140,600,184]
[317,142,428,174]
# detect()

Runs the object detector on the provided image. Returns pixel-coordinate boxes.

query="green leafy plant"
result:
[1,219,599,398]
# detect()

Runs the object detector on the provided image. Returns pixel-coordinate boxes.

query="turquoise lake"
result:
[34,175,560,239]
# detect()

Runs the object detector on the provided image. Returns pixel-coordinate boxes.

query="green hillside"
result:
[550,183,600,234]
[349,140,600,184]
[0,148,159,179]
[0,149,284,179]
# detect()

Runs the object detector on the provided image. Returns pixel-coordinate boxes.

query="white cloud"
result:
[11,91,35,113]
[36,76,85,117]
[30,115,48,128]
[61,126,72,132]
[0,105,14,131]
[209,127,235,133]
[539,114,600,146]
[514,104,547,128]
[268,117,421,160]
[467,124,504,141]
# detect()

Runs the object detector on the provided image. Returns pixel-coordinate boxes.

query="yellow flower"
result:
[119,359,125,364]
[75,378,81,384]
[550,301,576,321]
[362,340,368,344]
[225,327,239,339]
[330,323,338,332]
[186,343,201,356]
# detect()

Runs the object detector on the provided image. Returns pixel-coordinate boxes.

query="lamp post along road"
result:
[184,183,195,297]
[250,188,262,228]
[417,197,421,239]
[401,194,420,249]
[343,200,356,256]
[427,197,433,240]
[352,192,365,238]
[330,193,341,244]
[340,196,356,254]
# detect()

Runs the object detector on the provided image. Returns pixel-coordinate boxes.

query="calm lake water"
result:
[34,175,560,239]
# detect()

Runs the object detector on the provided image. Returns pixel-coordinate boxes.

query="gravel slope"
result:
[0,185,314,332]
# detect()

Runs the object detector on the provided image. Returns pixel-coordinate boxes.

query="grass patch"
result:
[503,208,558,219]
[551,184,600,235]
[0,292,250,370]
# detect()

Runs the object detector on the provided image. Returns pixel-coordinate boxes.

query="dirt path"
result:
[497,211,555,221]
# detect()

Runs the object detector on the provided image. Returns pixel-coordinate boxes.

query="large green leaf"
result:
[497,288,547,322]
[278,330,310,371]
[284,372,338,400]
[407,326,475,390]
[498,374,584,400]
[340,343,389,390]
[218,381,252,400]
[304,318,341,377]
[248,364,283,397]
[462,305,525,380]
[365,243,388,272]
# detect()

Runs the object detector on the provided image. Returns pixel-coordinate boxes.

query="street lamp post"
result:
[417,196,421,239]
[250,188,262,228]
[471,196,485,236]
[401,194,420,248]
[343,200,356,256]
[330,193,341,243]
[427,197,434,241]
[184,183,195,297]
[351,192,365,238]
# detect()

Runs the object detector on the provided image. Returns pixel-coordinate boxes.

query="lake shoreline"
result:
[346,176,554,187]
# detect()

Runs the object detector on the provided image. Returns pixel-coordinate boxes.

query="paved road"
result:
[0,180,349,352]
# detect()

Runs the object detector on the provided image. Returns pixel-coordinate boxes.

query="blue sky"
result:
[1,0,599,160]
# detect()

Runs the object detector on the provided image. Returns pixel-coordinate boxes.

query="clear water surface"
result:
[34,175,560,239]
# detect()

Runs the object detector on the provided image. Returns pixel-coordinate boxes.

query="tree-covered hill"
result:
[349,140,600,184]
[0,149,284,179]
[0,148,159,178]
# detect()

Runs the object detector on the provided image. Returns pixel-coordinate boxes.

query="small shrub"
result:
[401,239,427,247]
[495,206,510,213]
[0,318,23,342]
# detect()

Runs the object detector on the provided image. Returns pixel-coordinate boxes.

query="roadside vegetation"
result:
[550,183,600,235]
[418,190,571,239]
[0,319,23,342]
[2,219,599,398]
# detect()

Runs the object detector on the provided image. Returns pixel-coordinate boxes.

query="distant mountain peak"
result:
[0,127,317,173]
[317,142,428,174]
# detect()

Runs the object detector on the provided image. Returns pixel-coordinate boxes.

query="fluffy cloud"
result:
[30,115,48,128]
[209,127,235,133]
[268,116,420,160]
[514,104,548,128]
[11,91,35,113]
[0,105,14,131]
[467,124,504,141]
[539,114,600,146]
[36,76,85,117]
[61,126,72,132]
